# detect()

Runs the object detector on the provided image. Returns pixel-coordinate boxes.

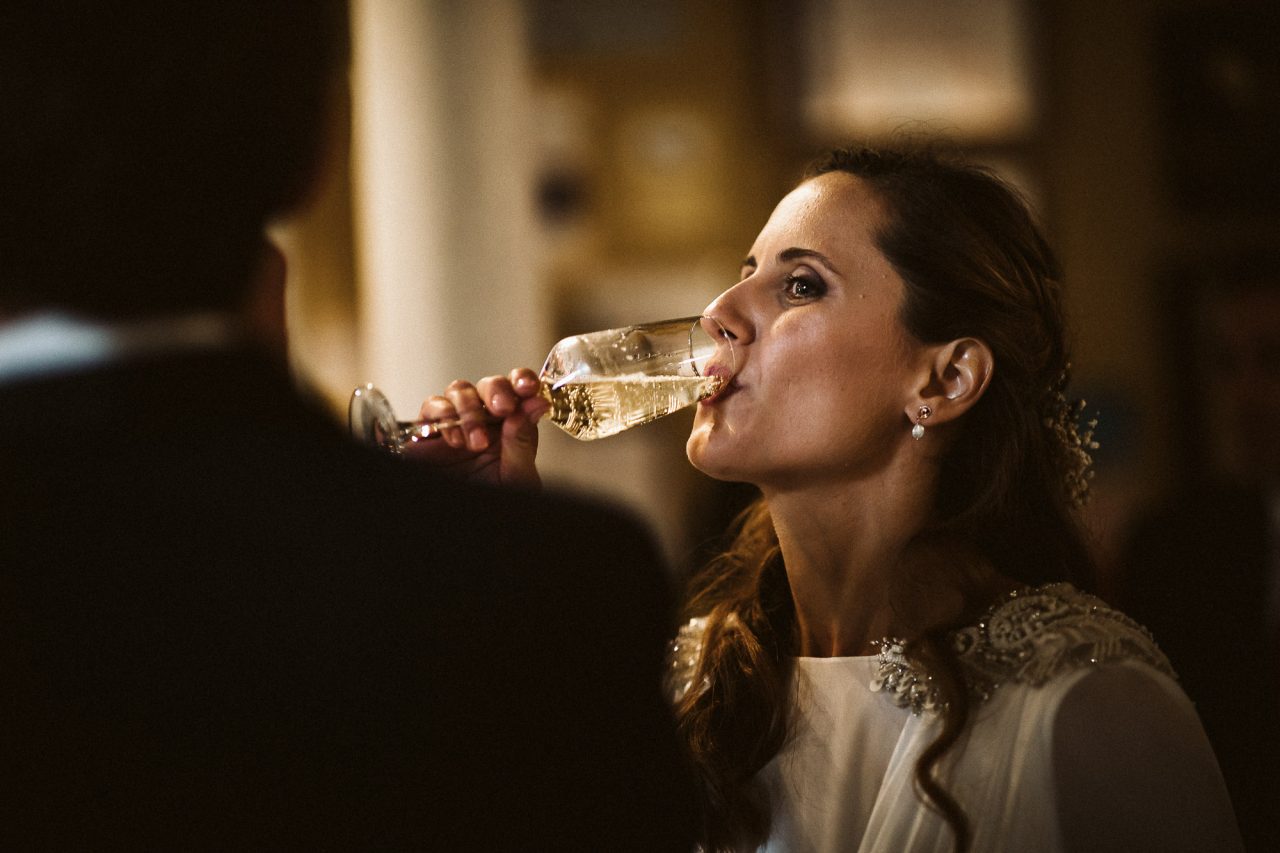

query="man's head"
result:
[0,2,348,320]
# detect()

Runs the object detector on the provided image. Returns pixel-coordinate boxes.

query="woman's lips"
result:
[701,366,739,404]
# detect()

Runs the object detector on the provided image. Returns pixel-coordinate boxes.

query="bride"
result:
[411,145,1241,852]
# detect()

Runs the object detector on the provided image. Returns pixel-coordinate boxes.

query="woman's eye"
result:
[784,273,824,301]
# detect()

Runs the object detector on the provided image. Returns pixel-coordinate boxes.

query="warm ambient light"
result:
[802,0,1035,141]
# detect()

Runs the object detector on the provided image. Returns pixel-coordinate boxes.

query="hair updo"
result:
[806,145,1096,576]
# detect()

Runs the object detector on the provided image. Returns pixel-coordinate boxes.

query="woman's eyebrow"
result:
[778,247,841,275]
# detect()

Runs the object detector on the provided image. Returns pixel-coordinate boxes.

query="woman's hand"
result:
[402,368,549,489]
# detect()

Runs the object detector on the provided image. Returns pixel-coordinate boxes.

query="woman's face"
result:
[687,172,929,489]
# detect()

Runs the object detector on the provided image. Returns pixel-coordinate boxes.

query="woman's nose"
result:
[702,284,754,346]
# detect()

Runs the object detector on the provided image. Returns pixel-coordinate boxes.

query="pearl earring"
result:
[911,405,932,440]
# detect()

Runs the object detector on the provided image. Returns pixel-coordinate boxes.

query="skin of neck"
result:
[763,443,970,658]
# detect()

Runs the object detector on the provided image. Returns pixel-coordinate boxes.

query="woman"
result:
[415,146,1241,852]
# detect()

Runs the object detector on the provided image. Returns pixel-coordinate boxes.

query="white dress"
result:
[669,583,1243,852]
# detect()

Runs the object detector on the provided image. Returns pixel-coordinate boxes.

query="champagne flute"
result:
[349,315,735,453]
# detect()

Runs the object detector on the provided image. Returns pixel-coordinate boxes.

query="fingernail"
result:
[469,428,489,451]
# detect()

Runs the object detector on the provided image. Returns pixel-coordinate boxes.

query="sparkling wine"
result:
[351,316,734,451]
[540,373,724,441]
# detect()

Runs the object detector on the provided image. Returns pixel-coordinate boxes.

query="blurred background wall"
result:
[275,0,1280,591]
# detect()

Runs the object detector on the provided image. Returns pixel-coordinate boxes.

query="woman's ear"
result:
[906,338,993,426]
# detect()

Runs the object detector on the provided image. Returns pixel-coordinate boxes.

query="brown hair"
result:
[676,145,1095,851]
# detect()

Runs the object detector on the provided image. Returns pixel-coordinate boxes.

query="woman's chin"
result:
[686,426,737,481]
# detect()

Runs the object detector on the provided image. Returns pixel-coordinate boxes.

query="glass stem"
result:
[394,418,460,443]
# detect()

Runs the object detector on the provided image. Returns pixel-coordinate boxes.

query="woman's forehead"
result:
[753,173,884,256]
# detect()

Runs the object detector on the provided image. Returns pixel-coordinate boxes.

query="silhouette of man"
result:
[0,3,697,849]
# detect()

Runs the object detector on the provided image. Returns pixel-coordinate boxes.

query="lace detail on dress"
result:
[667,616,708,704]
[871,582,1176,715]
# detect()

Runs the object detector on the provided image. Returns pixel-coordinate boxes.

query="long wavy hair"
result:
[675,145,1096,851]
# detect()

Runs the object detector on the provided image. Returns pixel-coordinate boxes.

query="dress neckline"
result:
[795,652,881,663]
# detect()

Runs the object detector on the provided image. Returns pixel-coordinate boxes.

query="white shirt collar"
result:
[0,311,243,385]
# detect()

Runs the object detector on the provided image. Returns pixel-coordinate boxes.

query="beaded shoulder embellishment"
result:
[664,584,1174,716]
[870,582,1176,715]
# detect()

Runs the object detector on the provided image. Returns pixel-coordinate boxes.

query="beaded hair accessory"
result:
[1043,365,1098,509]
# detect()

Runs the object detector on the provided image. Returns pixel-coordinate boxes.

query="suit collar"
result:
[0,311,243,386]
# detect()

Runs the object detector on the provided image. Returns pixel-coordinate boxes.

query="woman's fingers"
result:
[476,375,520,418]
[407,371,545,490]
[419,394,467,449]
[510,367,541,396]
[477,371,546,489]
[444,379,497,451]
[508,368,549,423]
[499,409,541,489]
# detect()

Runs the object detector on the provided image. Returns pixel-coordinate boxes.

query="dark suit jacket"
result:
[0,346,698,851]
[1123,485,1279,852]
